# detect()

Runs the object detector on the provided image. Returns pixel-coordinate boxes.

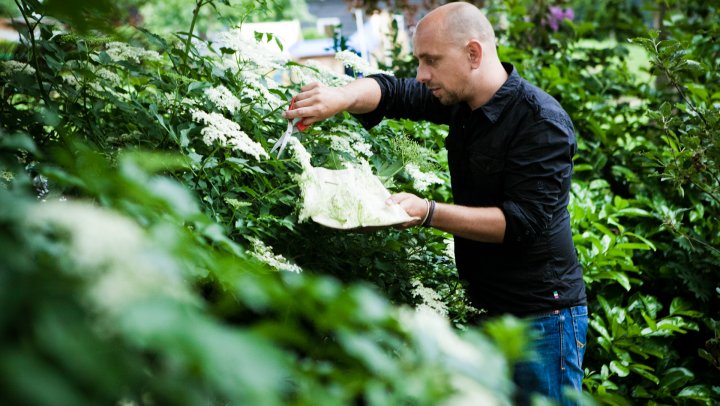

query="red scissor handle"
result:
[289,96,310,132]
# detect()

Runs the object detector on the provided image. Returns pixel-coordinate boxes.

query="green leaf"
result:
[609,360,630,377]
[659,367,694,391]
[676,385,711,400]
[629,364,659,384]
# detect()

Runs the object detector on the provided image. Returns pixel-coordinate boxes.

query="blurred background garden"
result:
[0,0,718,404]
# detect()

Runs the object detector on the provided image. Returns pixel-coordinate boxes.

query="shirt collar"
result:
[478,62,521,123]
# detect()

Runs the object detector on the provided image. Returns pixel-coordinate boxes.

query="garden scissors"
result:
[271,97,309,158]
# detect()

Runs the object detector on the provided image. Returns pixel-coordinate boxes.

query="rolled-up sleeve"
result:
[353,74,453,129]
[501,119,575,245]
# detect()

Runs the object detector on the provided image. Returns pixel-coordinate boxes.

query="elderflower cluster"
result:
[61,72,79,86]
[334,127,374,158]
[1,60,36,75]
[248,237,302,273]
[328,133,373,160]
[27,201,193,316]
[105,41,163,64]
[1,170,14,188]
[411,279,448,318]
[215,29,287,71]
[204,85,242,114]
[398,307,501,404]
[94,67,122,86]
[444,237,455,261]
[288,136,312,171]
[290,62,353,87]
[335,50,392,76]
[191,109,268,161]
[242,77,284,110]
[405,163,443,192]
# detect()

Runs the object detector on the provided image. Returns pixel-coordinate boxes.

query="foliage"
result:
[0,0,518,404]
[3,0,720,404]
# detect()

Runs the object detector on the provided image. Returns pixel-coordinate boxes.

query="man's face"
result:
[413,24,469,106]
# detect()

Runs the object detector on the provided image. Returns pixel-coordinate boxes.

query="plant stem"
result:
[14,0,50,105]
[182,0,205,69]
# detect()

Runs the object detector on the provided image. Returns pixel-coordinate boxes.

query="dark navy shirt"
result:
[355,63,586,316]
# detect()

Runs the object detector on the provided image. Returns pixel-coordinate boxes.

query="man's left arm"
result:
[388,194,506,243]
[390,119,574,244]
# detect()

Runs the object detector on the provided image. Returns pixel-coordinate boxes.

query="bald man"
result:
[284,2,587,404]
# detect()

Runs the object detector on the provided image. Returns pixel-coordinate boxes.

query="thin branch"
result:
[14,0,50,105]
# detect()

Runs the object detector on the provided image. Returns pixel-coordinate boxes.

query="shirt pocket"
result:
[468,152,505,200]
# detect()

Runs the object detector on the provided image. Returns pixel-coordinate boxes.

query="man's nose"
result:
[416,65,429,83]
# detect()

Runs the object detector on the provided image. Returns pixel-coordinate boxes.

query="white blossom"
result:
[191,109,268,161]
[248,237,302,273]
[444,237,455,261]
[204,85,242,114]
[94,67,122,86]
[215,29,287,71]
[105,41,163,64]
[335,50,392,76]
[325,127,374,159]
[292,61,353,87]
[61,72,79,86]
[242,78,284,110]
[398,307,505,406]
[1,60,36,75]
[27,201,193,315]
[411,279,448,318]
[329,135,354,155]
[405,163,443,191]
[288,136,312,172]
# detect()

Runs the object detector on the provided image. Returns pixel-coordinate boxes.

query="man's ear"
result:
[467,40,483,68]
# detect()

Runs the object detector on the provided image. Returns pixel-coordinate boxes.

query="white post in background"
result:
[353,8,369,62]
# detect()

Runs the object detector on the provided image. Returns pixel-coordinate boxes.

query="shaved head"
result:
[417,2,496,49]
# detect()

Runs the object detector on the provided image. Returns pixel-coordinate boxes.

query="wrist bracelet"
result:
[422,200,436,227]
[420,198,430,225]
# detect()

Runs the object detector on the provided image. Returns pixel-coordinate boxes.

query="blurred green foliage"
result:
[1,0,719,404]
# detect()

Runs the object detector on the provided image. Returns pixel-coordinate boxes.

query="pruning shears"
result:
[270,97,309,158]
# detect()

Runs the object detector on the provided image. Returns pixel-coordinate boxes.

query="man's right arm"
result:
[282,79,381,126]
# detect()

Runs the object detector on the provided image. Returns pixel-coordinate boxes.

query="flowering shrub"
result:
[0,1,511,404]
[2,0,718,404]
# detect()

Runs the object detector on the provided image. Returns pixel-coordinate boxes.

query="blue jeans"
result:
[513,305,588,406]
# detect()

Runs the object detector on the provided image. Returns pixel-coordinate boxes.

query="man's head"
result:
[413,2,502,107]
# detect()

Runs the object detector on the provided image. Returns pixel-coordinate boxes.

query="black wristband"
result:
[422,200,436,227]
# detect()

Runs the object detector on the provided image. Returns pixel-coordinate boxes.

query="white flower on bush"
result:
[94,67,122,86]
[105,41,163,64]
[289,136,312,171]
[215,29,287,71]
[411,279,448,318]
[405,163,443,192]
[242,77,284,110]
[1,60,36,75]
[444,237,455,261]
[290,62,352,87]
[204,85,242,114]
[248,237,302,273]
[335,50,392,76]
[191,109,268,161]
[61,72,79,86]
[27,201,193,315]
[398,307,507,405]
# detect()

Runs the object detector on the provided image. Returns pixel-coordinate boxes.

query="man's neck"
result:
[467,61,509,111]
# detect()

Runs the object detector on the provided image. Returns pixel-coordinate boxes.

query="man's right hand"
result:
[282,78,382,127]
[282,82,350,127]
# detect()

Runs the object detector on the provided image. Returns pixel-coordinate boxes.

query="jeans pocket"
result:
[571,308,588,368]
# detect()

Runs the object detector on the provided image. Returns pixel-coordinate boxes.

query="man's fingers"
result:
[299,82,321,93]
